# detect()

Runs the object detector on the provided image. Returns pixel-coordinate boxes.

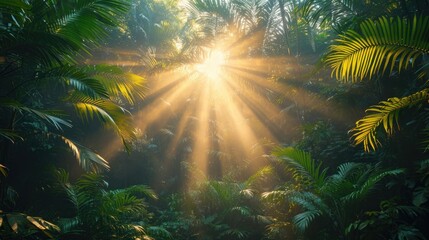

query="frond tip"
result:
[350,89,429,151]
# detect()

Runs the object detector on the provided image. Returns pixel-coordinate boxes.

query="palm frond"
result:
[0,1,30,28]
[0,129,23,143]
[0,212,60,239]
[333,162,363,180]
[68,93,135,141]
[60,136,110,172]
[288,191,328,231]
[273,147,327,186]
[39,66,110,99]
[326,15,429,82]
[188,0,234,23]
[101,192,147,216]
[245,165,274,188]
[53,0,131,52]
[147,226,172,239]
[293,210,322,231]
[300,0,359,29]
[342,169,403,202]
[120,185,158,200]
[56,217,81,234]
[87,65,146,104]
[0,98,72,130]
[350,89,429,151]
[261,190,289,202]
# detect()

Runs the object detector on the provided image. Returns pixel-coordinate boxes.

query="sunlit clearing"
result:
[196,50,226,80]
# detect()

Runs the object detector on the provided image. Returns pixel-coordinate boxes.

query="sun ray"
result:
[92,44,356,192]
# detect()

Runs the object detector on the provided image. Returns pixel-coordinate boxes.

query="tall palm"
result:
[0,0,145,171]
[324,15,429,151]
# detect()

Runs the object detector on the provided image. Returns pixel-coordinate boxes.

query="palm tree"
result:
[0,0,146,171]
[53,168,159,239]
[262,147,405,238]
[188,179,268,239]
[324,15,429,151]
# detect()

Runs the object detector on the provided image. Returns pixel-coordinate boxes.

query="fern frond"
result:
[326,15,429,82]
[350,89,429,151]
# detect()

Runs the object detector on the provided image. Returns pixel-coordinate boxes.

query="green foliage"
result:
[350,89,429,152]
[53,168,159,239]
[326,15,429,82]
[264,147,408,238]
[0,0,146,171]
[0,211,60,239]
[324,14,429,152]
[273,146,328,187]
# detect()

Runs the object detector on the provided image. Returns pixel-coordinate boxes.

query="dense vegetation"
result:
[1,0,429,239]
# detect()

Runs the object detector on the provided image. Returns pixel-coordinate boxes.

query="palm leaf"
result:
[188,0,234,23]
[67,93,135,141]
[334,162,362,180]
[261,190,288,202]
[288,191,329,231]
[0,1,30,28]
[39,66,110,99]
[0,98,72,130]
[0,129,23,143]
[300,0,358,28]
[273,147,328,187]
[86,65,146,104]
[350,89,429,151]
[60,136,110,172]
[147,226,172,239]
[326,15,429,82]
[293,210,322,231]
[0,212,60,238]
[121,185,158,200]
[245,165,274,188]
[342,168,403,202]
[53,0,131,52]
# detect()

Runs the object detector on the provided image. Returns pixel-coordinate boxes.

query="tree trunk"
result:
[277,0,290,55]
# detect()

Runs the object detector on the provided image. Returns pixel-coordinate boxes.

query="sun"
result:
[196,49,227,80]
